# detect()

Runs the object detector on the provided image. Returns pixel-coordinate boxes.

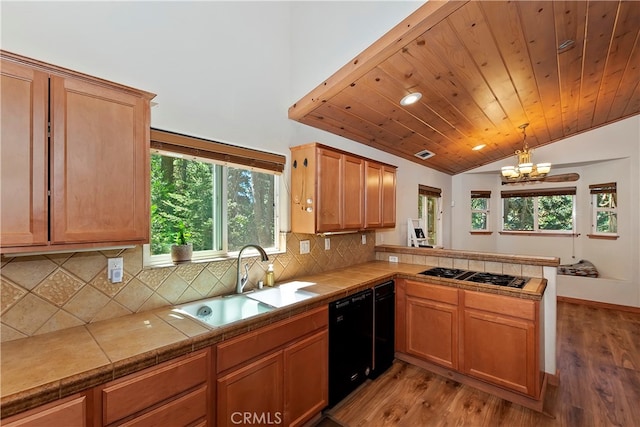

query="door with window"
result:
[418,185,441,247]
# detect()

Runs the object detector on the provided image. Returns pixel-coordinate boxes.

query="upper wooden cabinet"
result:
[0,51,155,254]
[290,143,396,234]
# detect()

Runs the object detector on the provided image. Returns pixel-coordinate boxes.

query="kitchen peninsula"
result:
[1,248,558,425]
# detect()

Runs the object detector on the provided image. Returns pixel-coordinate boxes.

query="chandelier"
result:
[501,123,551,180]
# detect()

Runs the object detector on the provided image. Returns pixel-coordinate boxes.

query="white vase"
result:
[170,243,193,263]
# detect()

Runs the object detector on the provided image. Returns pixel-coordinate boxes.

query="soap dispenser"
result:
[265,264,275,287]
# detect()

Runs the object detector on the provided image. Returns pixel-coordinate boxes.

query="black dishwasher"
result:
[371,280,395,379]
[328,288,373,407]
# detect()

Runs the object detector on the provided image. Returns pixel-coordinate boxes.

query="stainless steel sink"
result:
[245,281,318,308]
[173,294,274,327]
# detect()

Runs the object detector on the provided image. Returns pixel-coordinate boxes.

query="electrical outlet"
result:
[300,240,310,254]
[389,256,399,263]
[361,234,366,245]
[108,257,124,283]
[324,238,330,250]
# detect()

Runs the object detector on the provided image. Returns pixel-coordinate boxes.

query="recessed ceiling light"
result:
[400,92,422,106]
[472,144,486,151]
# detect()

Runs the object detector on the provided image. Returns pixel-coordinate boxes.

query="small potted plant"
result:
[170,222,193,263]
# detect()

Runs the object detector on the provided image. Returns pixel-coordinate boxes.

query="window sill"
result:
[469,231,493,235]
[586,234,619,240]
[499,231,579,237]
[143,247,286,269]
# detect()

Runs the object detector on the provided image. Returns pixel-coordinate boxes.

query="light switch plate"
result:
[324,238,330,250]
[389,256,399,263]
[361,234,367,245]
[300,240,310,254]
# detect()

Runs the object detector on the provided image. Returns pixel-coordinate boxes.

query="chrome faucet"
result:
[235,244,269,294]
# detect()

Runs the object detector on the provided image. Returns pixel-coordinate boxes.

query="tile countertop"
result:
[0,260,547,418]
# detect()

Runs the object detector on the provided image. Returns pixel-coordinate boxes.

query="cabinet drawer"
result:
[119,386,207,427]
[464,291,536,320]
[102,349,209,425]
[217,306,328,373]
[2,394,86,427]
[406,280,459,305]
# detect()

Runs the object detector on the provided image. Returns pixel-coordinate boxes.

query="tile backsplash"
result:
[0,231,375,342]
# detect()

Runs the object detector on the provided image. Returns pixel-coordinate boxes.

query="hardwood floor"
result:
[327,301,640,426]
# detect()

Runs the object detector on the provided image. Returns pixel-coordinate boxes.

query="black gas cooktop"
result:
[418,267,529,289]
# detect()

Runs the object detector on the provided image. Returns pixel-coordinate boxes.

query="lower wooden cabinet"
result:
[2,393,88,427]
[404,280,459,370]
[3,308,329,427]
[461,290,540,397]
[397,279,542,399]
[284,330,329,427]
[217,351,284,426]
[216,306,329,427]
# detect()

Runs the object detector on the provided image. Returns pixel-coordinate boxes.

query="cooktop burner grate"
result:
[418,267,529,289]
[418,267,467,279]
[463,272,529,288]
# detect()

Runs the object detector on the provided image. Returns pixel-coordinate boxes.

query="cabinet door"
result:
[50,75,149,244]
[0,59,48,247]
[381,166,396,227]
[217,351,284,427]
[343,155,364,229]
[364,161,382,228]
[462,309,537,396]
[316,149,342,232]
[284,330,328,427]
[406,296,458,369]
[2,394,86,427]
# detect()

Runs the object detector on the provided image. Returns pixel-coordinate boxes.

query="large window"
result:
[501,187,575,233]
[146,129,284,265]
[590,182,617,235]
[471,190,491,231]
[418,185,441,246]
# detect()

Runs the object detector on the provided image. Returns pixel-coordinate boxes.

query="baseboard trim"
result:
[557,296,640,314]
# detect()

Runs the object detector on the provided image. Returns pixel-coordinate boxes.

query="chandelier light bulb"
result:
[519,163,533,175]
[536,163,551,175]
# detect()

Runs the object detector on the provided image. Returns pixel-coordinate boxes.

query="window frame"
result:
[470,190,491,232]
[589,182,618,237]
[144,129,285,267]
[500,187,576,234]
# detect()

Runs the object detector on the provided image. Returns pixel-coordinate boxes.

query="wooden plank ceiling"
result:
[288,0,640,175]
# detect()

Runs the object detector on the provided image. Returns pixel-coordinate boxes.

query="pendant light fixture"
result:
[501,124,551,180]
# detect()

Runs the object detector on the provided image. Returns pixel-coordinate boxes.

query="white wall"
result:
[452,117,640,307]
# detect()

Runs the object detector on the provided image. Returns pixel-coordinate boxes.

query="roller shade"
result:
[419,185,441,197]
[150,128,286,173]
[589,182,616,194]
[501,187,576,198]
[471,190,491,198]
